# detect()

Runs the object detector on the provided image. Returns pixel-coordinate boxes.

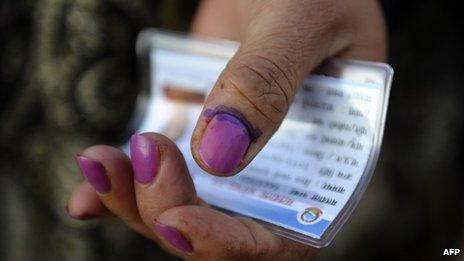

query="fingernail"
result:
[154,220,193,253]
[199,113,251,173]
[130,134,159,184]
[75,155,110,194]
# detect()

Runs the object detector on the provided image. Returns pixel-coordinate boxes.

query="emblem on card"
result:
[298,207,323,225]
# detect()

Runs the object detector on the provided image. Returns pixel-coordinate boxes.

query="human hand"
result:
[67,1,386,259]
[190,0,386,176]
[68,133,318,260]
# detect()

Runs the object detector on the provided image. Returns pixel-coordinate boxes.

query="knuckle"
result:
[233,218,283,260]
[227,57,296,123]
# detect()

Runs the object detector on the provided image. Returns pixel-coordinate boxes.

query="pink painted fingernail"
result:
[75,155,110,194]
[130,134,159,184]
[199,113,251,173]
[154,220,193,253]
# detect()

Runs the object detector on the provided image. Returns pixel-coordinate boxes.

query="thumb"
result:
[191,1,347,176]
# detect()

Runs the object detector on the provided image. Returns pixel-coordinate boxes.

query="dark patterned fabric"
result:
[1,1,463,260]
[0,0,197,260]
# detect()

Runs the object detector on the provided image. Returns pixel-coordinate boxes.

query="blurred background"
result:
[0,0,463,260]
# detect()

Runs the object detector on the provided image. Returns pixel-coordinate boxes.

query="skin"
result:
[202,105,263,141]
[190,0,386,176]
[68,0,386,260]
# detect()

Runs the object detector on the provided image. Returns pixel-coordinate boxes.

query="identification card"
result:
[125,30,393,247]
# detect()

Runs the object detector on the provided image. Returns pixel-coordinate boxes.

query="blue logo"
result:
[298,207,323,224]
